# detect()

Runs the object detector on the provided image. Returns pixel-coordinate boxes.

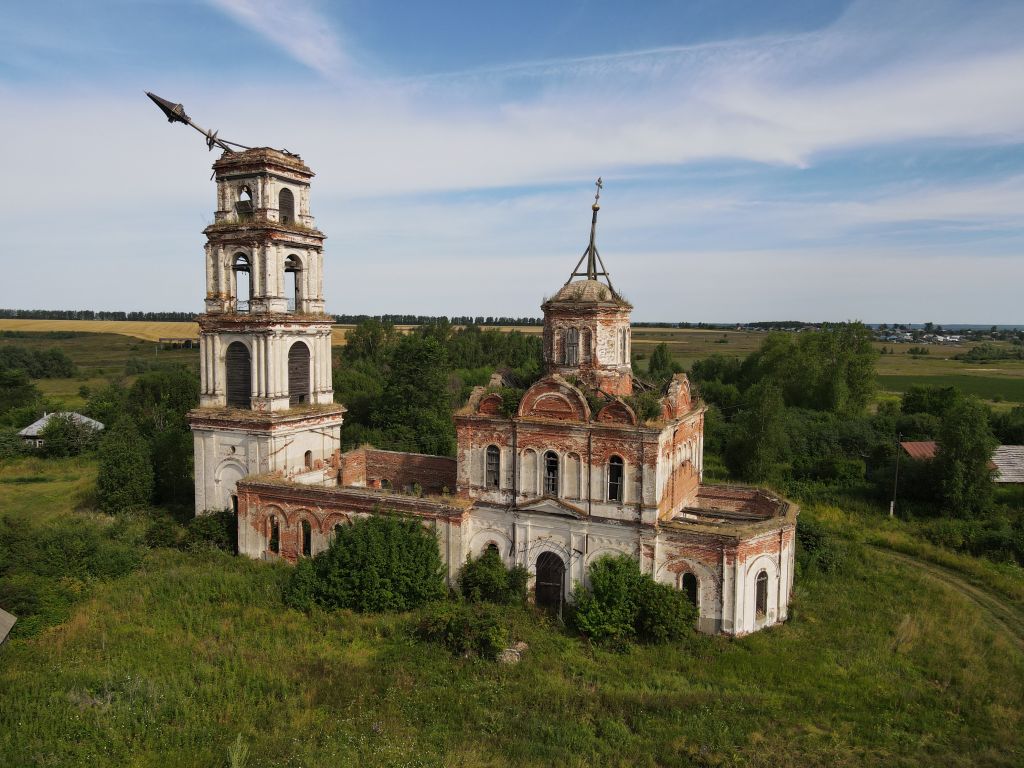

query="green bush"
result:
[144,514,189,549]
[796,516,846,574]
[458,548,529,604]
[570,555,696,647]
[416,601,507,659]
[96,419,154,514]
[187,510,237,553]
[284,515,446,613]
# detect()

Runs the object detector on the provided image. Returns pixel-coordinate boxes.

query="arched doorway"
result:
[225,341,251,408]
[288,341,310,406]
[535,551,565,614]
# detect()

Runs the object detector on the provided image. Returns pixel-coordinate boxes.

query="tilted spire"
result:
[564,178,616,292]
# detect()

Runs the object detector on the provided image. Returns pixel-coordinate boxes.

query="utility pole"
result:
[890,431,902,518]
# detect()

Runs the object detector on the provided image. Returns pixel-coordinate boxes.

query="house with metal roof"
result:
[17,412,105,449]
[992,446,1024,484]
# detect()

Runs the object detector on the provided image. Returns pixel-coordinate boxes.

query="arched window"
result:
[225,341,251,409]
[269,516,279,554]
[232,254,251,313]
[284,254,302,313]
[484,542,499,556]
[301,519,312,557]
[543,451,559,496]
[304,450,313,470]
[681,572,698,608]
[607,455,624,502]
[564,328,579,366]
[333,523,343,538]
[288,341,310,406]
[485,445,500,488]
[755,570,768,617]
[278,188,295,224]
[235,185,253,218]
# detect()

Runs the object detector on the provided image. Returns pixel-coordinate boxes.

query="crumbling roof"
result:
[547,279,629,306]
[993,445,1024,484]
[900,441,937,460]
[18,412,104,438]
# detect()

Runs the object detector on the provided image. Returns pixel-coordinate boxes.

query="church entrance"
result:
[535,551,565,615]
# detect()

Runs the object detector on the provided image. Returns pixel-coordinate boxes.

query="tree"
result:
[647,342,679,383]
[374,334,455,456]
[458,548,529,604]
[935,397,997,517]
[285,515,446,613]
[0,369,39,420]
[39,414,100,457]
[96,419,154,514]
[725,381,790,481]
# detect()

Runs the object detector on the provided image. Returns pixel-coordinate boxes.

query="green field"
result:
[878,374,1024,403]
[1,456,1023,767]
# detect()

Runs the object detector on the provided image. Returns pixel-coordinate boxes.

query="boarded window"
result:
[288,341,310,406]
[521,450,537,496]
[681,572,698,608]
[608,455,624,502]
[564,328,579,366]
[581,328,592,362]
[755,570,768,617]
[225,341,251,409]
[301,520,312,557]
[619,328,628,363]
[485,445,500,488]
[279,188,295,224]
[544,451,559,496]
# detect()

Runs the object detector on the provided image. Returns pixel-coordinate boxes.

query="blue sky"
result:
[1,0,1022,322]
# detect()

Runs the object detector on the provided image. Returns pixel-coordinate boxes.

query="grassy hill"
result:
[1,456,1023,767]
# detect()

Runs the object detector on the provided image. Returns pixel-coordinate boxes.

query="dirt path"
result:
[868,545,1024,653]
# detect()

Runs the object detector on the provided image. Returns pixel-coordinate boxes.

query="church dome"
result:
[548,279,630,306]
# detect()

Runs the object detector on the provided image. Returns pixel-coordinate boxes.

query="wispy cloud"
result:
[206,0,347,79]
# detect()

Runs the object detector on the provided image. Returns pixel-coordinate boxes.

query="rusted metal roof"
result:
[900,441,937,460]
[993,446,1024,484]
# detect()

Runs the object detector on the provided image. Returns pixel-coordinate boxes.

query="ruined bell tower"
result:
[188,147,345,514]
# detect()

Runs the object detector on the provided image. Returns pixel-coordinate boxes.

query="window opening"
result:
[608,455,624,502]
[485,445,500,488]
[544,451,559,496]
[301,520,312,557]
[284,254,301,313]
[304,450,313,470]
[485,542,499,555]
[619,328,628,363]
[581,328,592,363]
[755,570,768,617]
[565,328,579,366]
[232,254,251,313]
[278,188,295,224]
[235,186,253,219]
[230,494,238,516]
[681,572,698,608]
[269,516,279,554]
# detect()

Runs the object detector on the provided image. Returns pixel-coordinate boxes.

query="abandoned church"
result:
[187,147,797,636]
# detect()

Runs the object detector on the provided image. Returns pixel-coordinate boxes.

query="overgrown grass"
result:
[878,373,1024,403]
[1,458,1023,766]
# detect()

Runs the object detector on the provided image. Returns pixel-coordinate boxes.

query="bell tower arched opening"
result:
[288,341,311,406]
[278,188,295,224]
[284,254,302,313]
[225,341,251,409]
[232,254,251,313]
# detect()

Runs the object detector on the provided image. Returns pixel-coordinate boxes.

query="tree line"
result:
[0,345,76,378]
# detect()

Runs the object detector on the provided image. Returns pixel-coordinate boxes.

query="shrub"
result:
[285,515,446,613]
[144,514,188,549]
[187,510,237,553]
[416,601,507,659]
[283,558,317,612]
[570,555,696,647]
[795,516,845,573]
[458,548,529,604]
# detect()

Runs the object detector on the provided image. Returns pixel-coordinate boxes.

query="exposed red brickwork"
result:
[339,447,456,496]
[518,380,590,421]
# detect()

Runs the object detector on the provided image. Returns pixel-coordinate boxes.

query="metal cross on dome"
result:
[563,177,616,292]
[594,177,603,205]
